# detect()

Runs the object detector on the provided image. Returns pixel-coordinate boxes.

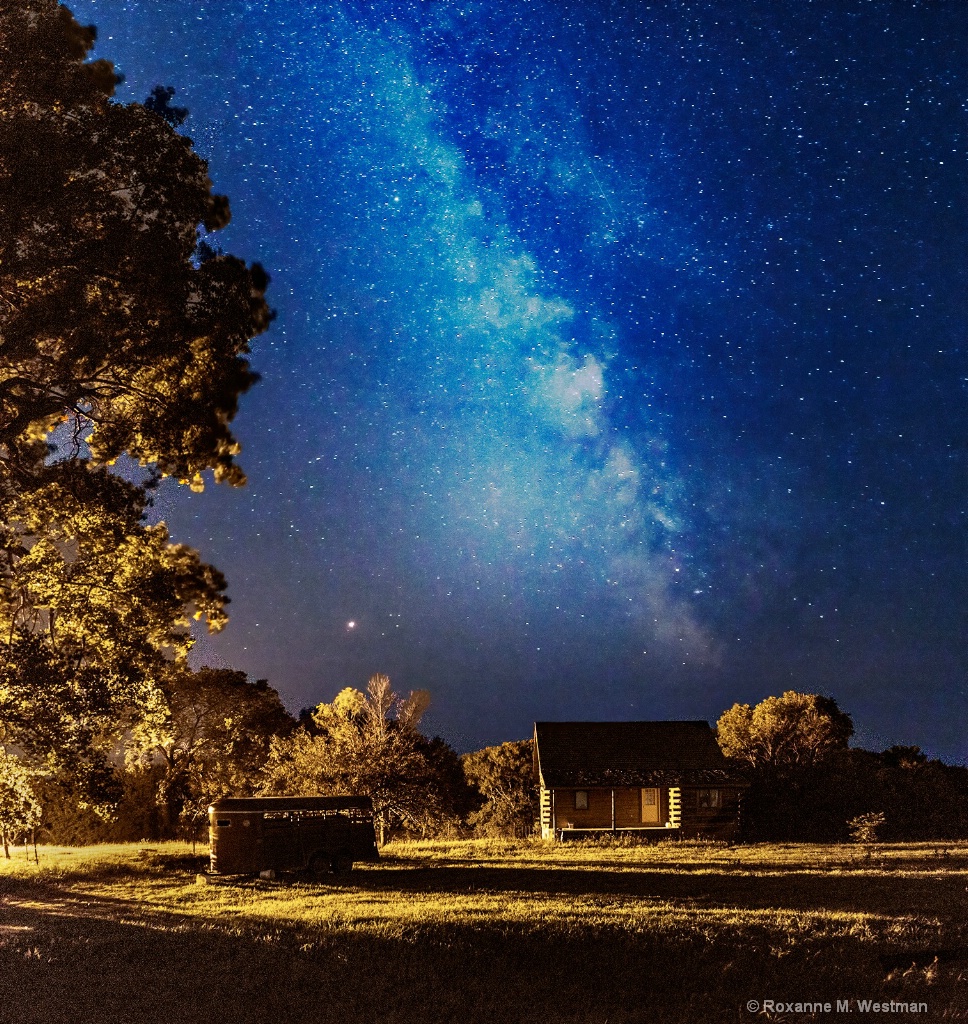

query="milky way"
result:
[70,0,966,757]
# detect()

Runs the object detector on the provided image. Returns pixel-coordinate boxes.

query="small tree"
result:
[0,751,42,858]
[848,811,886,845]
[463,740,537,837]
[263,675,469,843]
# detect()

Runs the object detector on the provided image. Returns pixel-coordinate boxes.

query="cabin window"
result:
[698,789,722,809]
[216,819,231,827]
[574,790,589,810]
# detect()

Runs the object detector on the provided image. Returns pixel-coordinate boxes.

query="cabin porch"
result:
[539,785,682,839]
[539,784,743,840]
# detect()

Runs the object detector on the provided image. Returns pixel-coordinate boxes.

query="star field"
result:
[70,0,966,758]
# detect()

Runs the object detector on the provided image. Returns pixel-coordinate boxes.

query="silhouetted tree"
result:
[143,85,189,127]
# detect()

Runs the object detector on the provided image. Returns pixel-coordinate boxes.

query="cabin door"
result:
[640,788,660,824]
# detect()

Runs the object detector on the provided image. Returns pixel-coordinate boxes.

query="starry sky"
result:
[69,0,965,758]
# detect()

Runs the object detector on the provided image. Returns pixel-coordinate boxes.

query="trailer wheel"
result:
[330,852,353,875]
[308,853,330,879]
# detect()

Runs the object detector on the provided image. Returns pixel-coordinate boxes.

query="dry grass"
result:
[1,838,967,1022]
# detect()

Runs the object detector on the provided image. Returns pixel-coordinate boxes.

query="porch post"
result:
[611,789,616,832]
[551,789,557,839]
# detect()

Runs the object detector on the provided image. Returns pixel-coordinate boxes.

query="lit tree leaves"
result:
[0,462,228,679]
[0,748,42,857]
[0,630,121,816]
[127,667,294,836]
[0,0,270,487]
[716,691,854,770]
[264,676,468,842]
[462,739,537,837]
[0,460,229,808]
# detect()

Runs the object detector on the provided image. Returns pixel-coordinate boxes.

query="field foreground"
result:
[1,839,967,1023]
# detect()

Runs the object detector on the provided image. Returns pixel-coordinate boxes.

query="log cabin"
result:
[533,721,747,840]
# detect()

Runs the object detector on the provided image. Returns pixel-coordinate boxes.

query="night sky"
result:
[69,1,965,759]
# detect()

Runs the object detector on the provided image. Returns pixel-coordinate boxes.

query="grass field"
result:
[1,838,967,1022]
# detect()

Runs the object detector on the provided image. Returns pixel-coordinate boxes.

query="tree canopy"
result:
[264,675,471,842]
[0,1,271,489]
[1,463,228,666]
[716,691,854,770]
[462,739,536,837]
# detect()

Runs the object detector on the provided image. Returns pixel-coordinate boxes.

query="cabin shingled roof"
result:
[533,720,747,787]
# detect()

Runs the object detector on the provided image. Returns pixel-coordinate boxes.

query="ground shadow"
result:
[293,859,968,924]
[1,874,963,1024]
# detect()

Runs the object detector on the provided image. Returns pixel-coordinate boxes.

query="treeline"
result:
[717,692,968,842]
[7,677,967,851]
[0,669,537,850]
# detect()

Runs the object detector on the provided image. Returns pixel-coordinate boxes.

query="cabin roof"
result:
[533,720,747,787]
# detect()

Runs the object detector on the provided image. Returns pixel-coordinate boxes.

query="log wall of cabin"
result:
[540,782,745,839]
[539,784,744,838]
[539,783,553,839]
[547,787,676,831]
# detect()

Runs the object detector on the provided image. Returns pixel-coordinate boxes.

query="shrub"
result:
[848,811,886,845]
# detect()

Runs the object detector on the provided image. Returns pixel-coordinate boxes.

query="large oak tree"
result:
[0,2,273,809]
[716,691,854,770]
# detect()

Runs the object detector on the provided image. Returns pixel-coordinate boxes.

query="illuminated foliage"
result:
[462,739,537,837]
[264,675,470,842]
[0,463,228,672]
[0,1,270,488]
[0,461,229,792]
[0,749,42,857]
[716,691,854,770]
[127,667,294,837]
[0,628,128,821]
